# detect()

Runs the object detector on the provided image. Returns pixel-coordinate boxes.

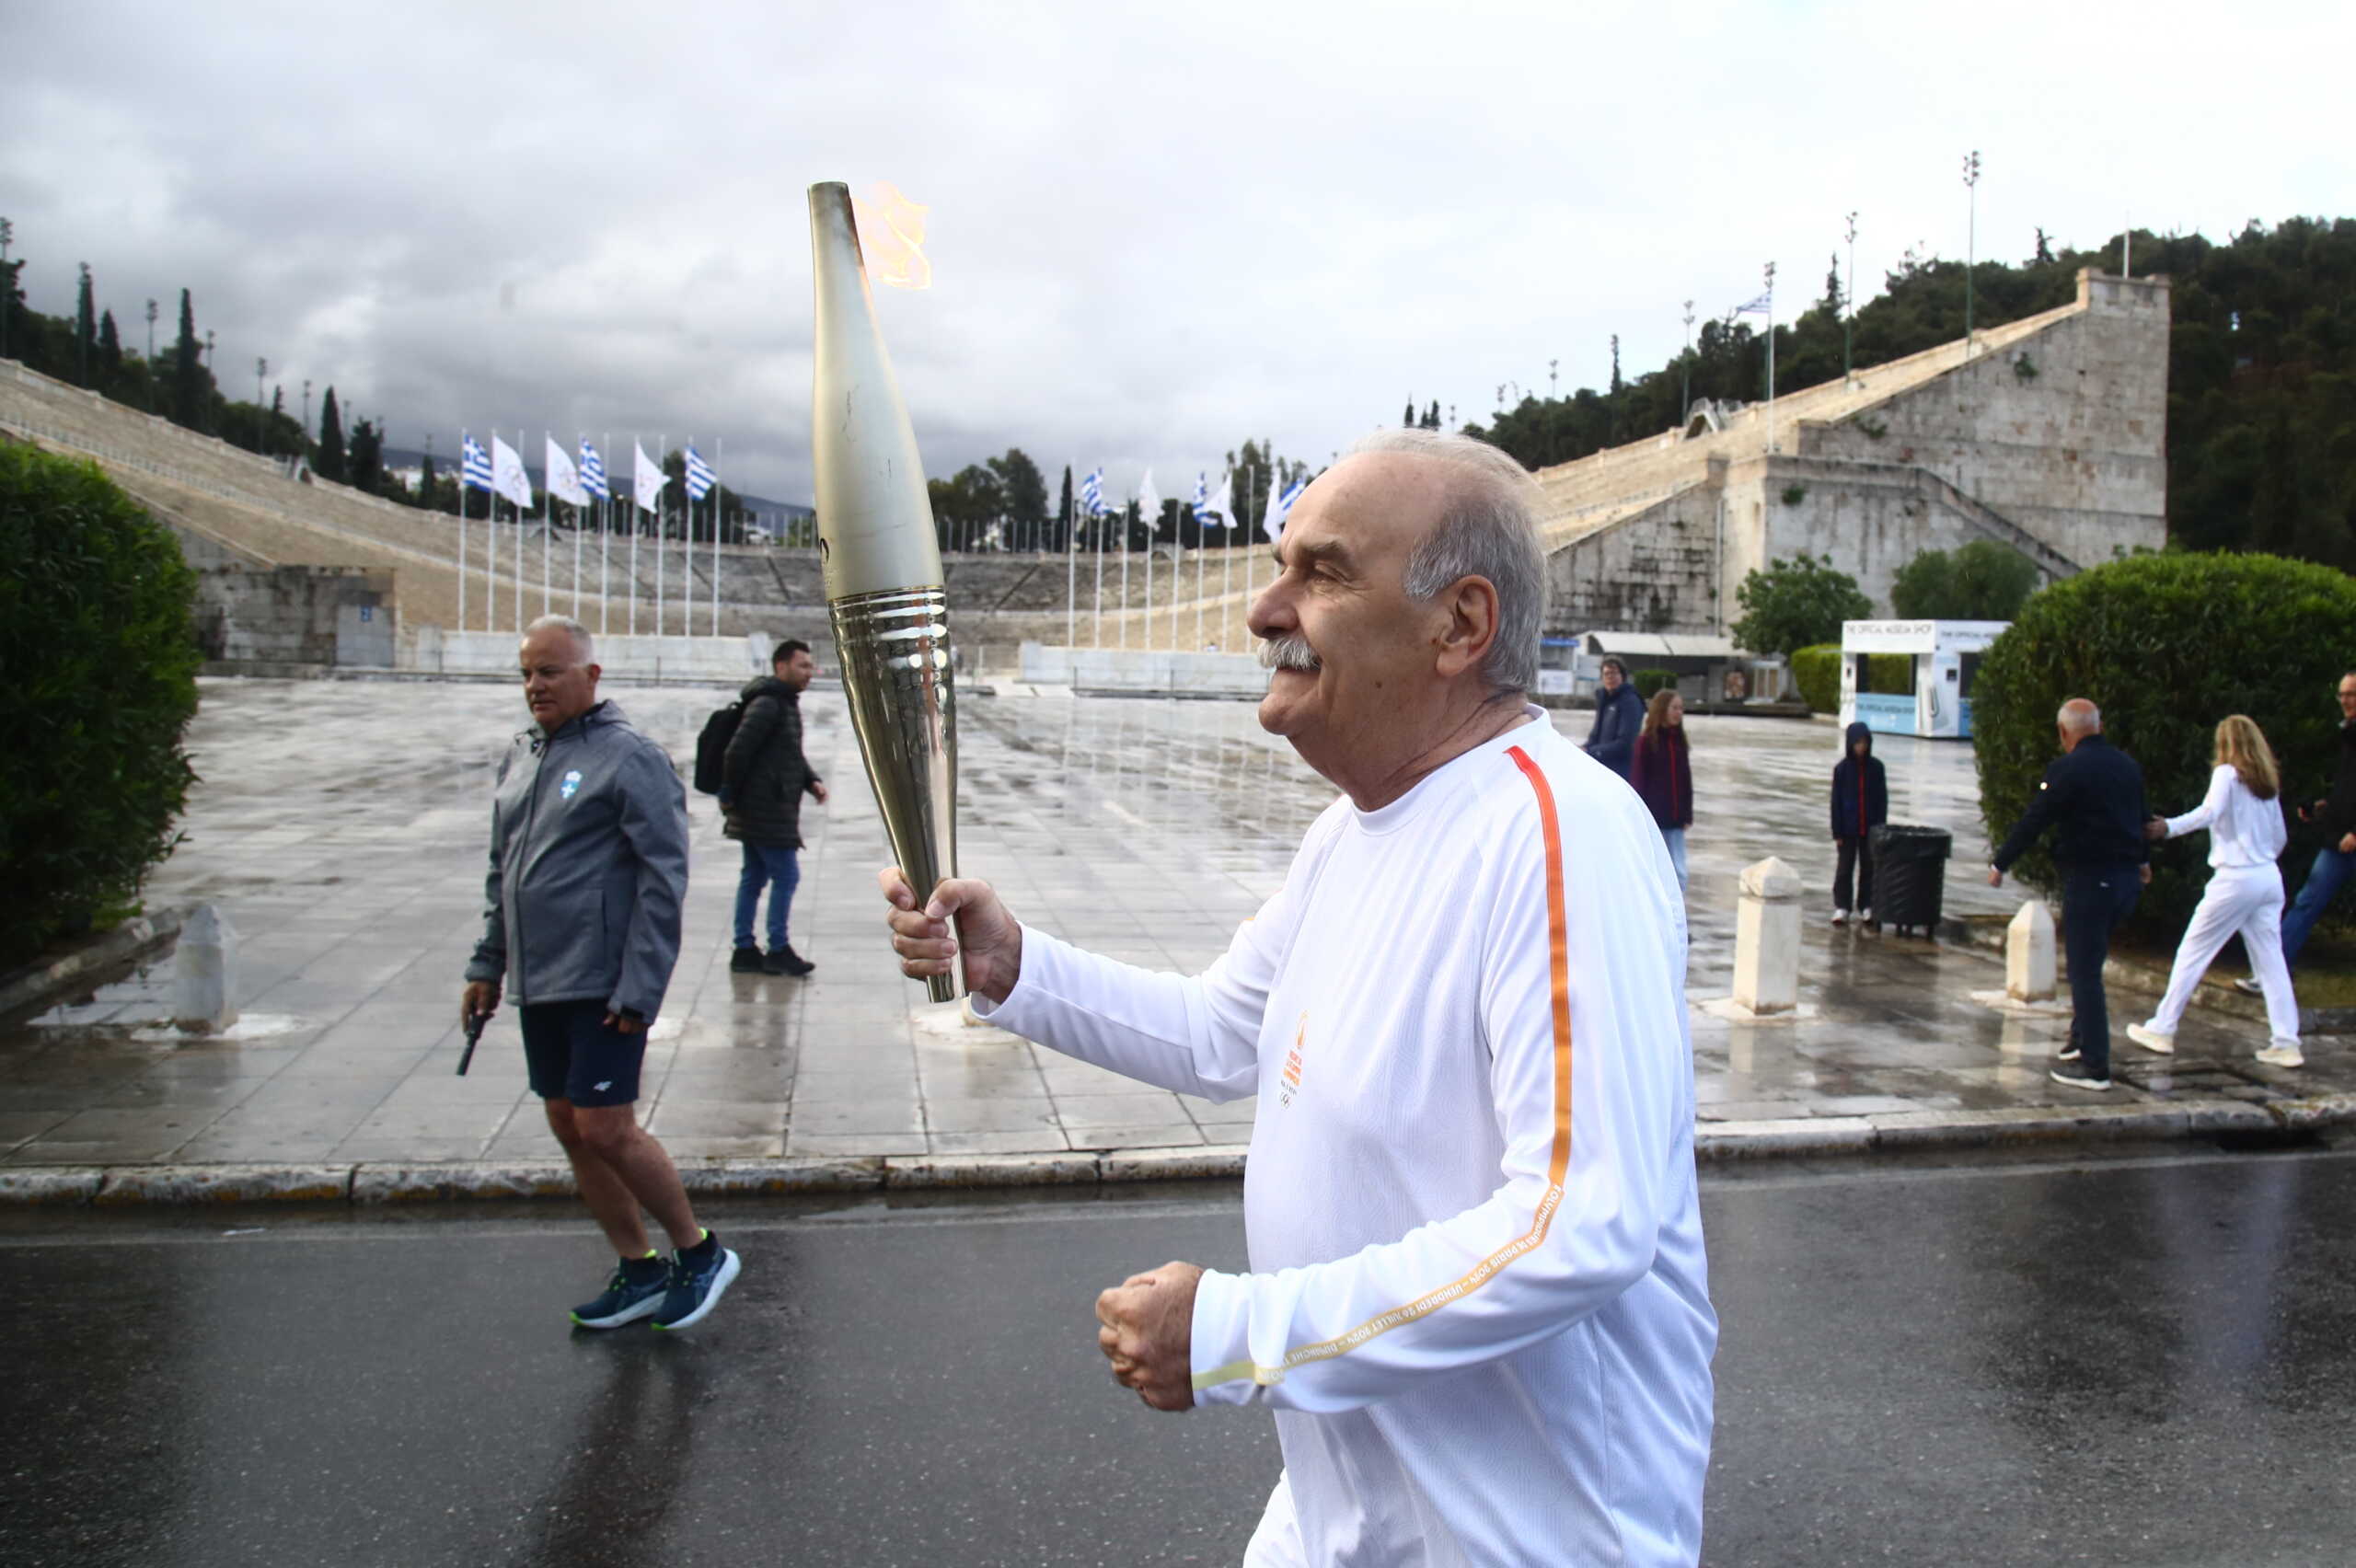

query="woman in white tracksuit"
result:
[2126,715,2303,1067]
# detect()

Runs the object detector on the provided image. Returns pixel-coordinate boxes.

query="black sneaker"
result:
[729,946,764,973]
[571,1254,670,1329]
[2057,1043,2081,1061]
[762,945,814,977]
[2049,1064,2112,1090]
[652,1237,742,1332]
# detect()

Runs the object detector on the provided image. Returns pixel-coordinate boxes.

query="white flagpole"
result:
[511,432,523,633]
[540,432,552,620]
[1118,499,1129,651]
[457,429,469,635]
[599,432,610,637]
[629,433,641,638]
[1197,505,1208,651]
[711,436,722,637]
[656,432,667,638]
[1144,499,1154,650]
[1064,464,1076,648]
[1091,490,1104,649]
[571,435,583,620]
[1222,472,1238,651]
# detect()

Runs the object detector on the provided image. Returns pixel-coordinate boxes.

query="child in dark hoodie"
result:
[1831,721,1888,926]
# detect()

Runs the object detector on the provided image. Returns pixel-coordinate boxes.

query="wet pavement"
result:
[3,678,2348,1174]
[5,1145,2354,1566]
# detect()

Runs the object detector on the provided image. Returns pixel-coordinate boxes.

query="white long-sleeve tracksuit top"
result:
[2165,764,2287,869]
[982,711,1717,1566]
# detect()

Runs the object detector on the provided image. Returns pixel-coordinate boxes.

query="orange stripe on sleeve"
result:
[1193,744,1574,1390]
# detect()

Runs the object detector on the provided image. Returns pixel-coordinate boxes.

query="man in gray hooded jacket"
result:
[462,616,741,1332]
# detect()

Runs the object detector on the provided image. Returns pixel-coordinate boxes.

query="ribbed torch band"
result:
[829,585,961,1004]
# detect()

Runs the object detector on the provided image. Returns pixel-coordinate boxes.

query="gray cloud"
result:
[5,0,2347,506]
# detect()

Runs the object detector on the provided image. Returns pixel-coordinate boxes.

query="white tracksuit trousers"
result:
[2143,864,2299,1047]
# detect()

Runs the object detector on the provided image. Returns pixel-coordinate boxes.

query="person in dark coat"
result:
[722,640,827,975]
[1830,721,1888,926]
[1629,688,1693,891]
[2239,667,2356,992]
[1989,698,2150,1091]
[1583,658,1646,778]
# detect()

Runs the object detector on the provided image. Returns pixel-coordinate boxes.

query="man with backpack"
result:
[718,640,828,974]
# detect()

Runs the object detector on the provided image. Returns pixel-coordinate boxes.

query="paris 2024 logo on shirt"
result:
[1278,1013,1307,1107]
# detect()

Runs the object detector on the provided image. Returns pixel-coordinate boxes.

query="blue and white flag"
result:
[578,439,608,502]
[1195,469,1230,530]
[1734,291,1773,316]
[1190,471,1208,519]
[461,434,493,493]
[685,444,717,502]
[1080,467,1104,518]
[1263,473,1307,542]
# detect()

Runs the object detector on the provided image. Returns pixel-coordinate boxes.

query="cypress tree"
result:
[75,263,95,386]
[315,386,347,481]
[170,290,203,428]
[98,308,121,377]
[419,451,437,509]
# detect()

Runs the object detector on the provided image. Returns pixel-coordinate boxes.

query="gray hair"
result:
[525,614,595,665]
[2057,698,2100,735]
[1344,429,1546,695]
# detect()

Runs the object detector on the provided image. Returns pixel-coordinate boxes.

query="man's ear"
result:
[1433,575,1499,680]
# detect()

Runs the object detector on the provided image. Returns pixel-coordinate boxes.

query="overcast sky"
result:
[6,1,2347,506]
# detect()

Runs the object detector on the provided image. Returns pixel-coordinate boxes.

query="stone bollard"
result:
[2005,900,2057,1002]
[172,904,240,1034]
[1733,857,1802,1015]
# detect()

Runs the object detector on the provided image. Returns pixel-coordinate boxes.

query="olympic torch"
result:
[808,179,961,1003]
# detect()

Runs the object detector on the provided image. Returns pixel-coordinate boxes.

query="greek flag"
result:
[1190,471,1208,519]
[1734,291,1773,316]
[1080,467,1104,518]
[685,444,717,502]
[1263,473,1307,542]
[461,434,493,492]
[578,440,608,502]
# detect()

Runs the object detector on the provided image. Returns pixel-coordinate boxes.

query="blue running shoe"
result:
[651,1236,742,1332]
[571,1254,670,1330]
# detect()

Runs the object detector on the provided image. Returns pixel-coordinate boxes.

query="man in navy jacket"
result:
[1989,698,2150,1091]
[1584,658,1646,778]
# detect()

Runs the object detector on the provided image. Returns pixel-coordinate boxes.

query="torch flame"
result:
[852,182,931,290]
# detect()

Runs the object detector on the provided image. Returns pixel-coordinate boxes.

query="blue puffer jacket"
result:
[466,700,690,1020]
[1831,721,1888,839]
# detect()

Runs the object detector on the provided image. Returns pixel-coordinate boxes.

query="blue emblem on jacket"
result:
[560,769,583,801]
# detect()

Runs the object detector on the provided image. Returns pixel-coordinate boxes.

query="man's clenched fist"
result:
[1095,1261,1204,1412]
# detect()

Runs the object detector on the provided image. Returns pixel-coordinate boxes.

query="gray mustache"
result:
[1258,634,1322,673]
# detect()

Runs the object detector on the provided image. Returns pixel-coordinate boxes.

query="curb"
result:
[0,905,188,1027]
[2,1101,2339,1210]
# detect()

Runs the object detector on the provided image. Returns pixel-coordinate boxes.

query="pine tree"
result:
[1610,334,1623,396]
[419,451,437,509]
[1404,398,1416,427]
[315,386,347,481]
[1058,464,1074,550]
[1424,399,1440,429]
[1824,254,1842,314]
[98,308,121,376]
[75,263,95,386]
[170,290,203,429]
[2034,227,2054,264]
[347,417,382,493]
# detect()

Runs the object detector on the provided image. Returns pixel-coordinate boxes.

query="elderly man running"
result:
[882,432,1715,1565]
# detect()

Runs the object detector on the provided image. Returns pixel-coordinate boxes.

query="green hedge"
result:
[1865,652,1914,695]
[1633,668,1678,700]
[1793,644,1840,712]
[0,443,200,968]
[1971,551,2356,938]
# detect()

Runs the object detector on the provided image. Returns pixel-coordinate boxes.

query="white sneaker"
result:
[2232,976,2264,997]
[2126,1024,2176,1055]
[1857,907,1872,924]
[2255,1044,2305,1068]
[1831,909,1849,926]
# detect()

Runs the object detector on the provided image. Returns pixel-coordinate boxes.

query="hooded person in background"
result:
[722,639,828,976]
[1830,721,1888,927]
[1584,657,1646,778]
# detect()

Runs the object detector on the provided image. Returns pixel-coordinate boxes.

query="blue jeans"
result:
[733,842,801,950]
[1660,826,1689,893]
[2280,844,2353,971]
[2063,868,2142,1078]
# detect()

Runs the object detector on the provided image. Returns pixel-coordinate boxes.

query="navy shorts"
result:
[518,1000,646,1108]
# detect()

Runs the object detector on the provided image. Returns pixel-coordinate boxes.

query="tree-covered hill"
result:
[1462,219,2356,571]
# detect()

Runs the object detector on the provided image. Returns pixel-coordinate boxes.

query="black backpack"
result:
[693,700,745,795]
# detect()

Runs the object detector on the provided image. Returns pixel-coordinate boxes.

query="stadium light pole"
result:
[1961,150,1981,353]
[302,378,312,439]
[77,263,91,387]
[1549,358,1559,398]
[1842,212,1859,384]
[0,217,13,361]
[1680,300,1695,423]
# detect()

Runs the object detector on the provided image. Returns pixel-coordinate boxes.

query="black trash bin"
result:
[1869,824,1952,937]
